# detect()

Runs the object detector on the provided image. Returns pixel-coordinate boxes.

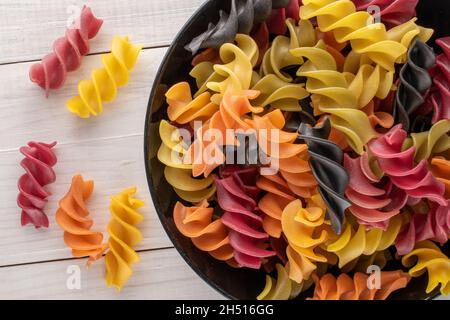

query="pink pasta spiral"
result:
[29,6,103,97]
[396,201,450,255]
[215,166,276,269]
[352,0,418,28]
[344,153,407,230]
[17,141,57,228]
[368,124,447,206]
[423,37,450,123]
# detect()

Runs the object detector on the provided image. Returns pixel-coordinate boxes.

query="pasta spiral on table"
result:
[105,188,144,291]
[369,124,447,206]
[309,270,410,300]
[299,0,407,72]
[55,175,107,266]
[326,215,402,268]
[17,141,57,228]
[291,41,378,153]
[66,35,143,118]
[394,39,436,132]
[396,201,450,256]
[174,200,234,263]
[157,120,216,203]
[402,241,450,296]
[29,6,103,97]
[298,118,351,235]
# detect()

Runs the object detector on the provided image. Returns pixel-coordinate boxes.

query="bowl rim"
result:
[143,0,444,301]
[143,0,234,300]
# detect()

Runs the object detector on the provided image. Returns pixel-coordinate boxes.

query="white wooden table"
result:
[0,0,224,300]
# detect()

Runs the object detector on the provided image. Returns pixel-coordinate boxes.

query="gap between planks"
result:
[0,246,224,300]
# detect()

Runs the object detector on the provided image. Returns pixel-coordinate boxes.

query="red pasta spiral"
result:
[29,6,103,97]
[266,0,301,35]
[17,141,57,228]
[422,37,450,123]
[352,0,418,28]
[344,153,407,230]
[368,125,446,206]
[215,166,276,269]
[396,201,450,255]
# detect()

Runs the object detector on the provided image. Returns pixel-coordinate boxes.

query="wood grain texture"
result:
[0,48,165,151]
[0,134,174,266]
[0,247,224,299]
[0,0,206,64]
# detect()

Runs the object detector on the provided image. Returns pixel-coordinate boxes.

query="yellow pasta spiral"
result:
[251,74,309,111]
[166,82,219,124]
[260,18,317,82]
[300,0,407,72]
[282,199,333,264]
[257,264,314,300]
[157,120,216,203]
[402,241,450,296]
[327,215,402,268]
[67,35,142,118]
[105,187,144,291]
[190,34,258,104]
[291,41,377,154]
[387,18,434,61]
[343,52,394,108]
[403,119,450,162]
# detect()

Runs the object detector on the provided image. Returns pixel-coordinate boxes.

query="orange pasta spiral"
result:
[166,82,219,124]
[309,270,411,300]
[173,200,234,263]
[189,90,263,177]
[55,175,107,266]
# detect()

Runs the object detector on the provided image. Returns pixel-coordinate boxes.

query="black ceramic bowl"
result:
[144,0,450,300]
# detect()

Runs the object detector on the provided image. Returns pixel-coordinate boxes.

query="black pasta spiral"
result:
[185,0,290,54]
[394,39,436,132]
[224,132,266,167]
[297,118,351,235]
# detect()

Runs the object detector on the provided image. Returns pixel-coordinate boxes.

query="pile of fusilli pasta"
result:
[158,0,450,300]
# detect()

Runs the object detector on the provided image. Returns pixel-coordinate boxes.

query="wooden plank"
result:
[0,47,165,151]
[0,247,224,299]
[0,135,173,266]
[0,0,206,64]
